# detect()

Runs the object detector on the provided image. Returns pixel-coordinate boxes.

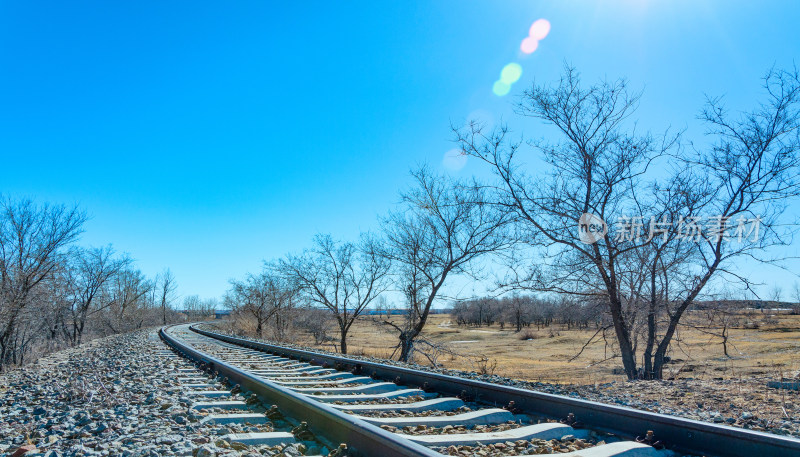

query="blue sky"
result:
[1,1,799,302]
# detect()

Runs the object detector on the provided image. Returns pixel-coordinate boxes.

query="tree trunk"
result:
[722,327,729,357]
[339,331,348,354]
[606,293,638,380]
[643,269,658,379]
[651,316,681,379]
[398,332,415,362]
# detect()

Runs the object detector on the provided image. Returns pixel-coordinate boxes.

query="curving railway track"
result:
[159,324,800,457]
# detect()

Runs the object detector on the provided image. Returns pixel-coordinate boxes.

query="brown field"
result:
[239,311,800,385]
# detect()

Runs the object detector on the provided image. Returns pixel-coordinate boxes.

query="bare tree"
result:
[506,294,531,332]
[156,269,177,325]
[103,268,153,333]
[769,285,783,304]
[791,282,800,314]
[227,264,298,339]
[456,65,800,379]
[0,197,86,369]
[183,295,216,320]
[294,306,334,345]
[67,246,130,345]
[280,233,390,354]
[39,267,73,351]
[0,196,177,367]
[691,300,741,358]
[381,168,510,362]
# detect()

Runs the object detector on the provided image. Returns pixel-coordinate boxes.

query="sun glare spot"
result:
[529,19,551,40]
[494,18,550,96]
[492,80,511,96]
[520,36,539,54]
[500,63,523,85]
[442,148,467,171]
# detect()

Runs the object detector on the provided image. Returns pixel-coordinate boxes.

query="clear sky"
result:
[1,1,799,302]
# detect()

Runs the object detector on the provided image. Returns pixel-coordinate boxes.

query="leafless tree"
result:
[506,294,531,332]
[691,300,741,358]
[294,306,334,345]
[67,246,131,345]
[791,282,800,314]
[183,295,216,320]
[769,285,784,303]
[381,167,510,362]
[227,264,298,339]
[103,268,153,333]
[456,65,800,379]
[0,196,179,368]
[156,269,177,325]
[0,197,86,369]
[39,267,73,350]
[280,233,390,354]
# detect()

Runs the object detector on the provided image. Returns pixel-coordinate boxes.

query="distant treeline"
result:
[450,295,605,331]
[449,296,800,332]
[361,308,449,316]
[691,300,800,312]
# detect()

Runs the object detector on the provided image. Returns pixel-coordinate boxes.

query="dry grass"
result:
[269,310,800,385]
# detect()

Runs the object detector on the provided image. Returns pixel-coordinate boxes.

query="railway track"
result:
[153,331,328,456]
[160,324,800,457]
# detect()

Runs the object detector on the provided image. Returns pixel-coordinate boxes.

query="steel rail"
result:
[159,326,441,457]
[191,324,800,457]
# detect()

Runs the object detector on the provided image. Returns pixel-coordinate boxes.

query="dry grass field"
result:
[260,311,800,385]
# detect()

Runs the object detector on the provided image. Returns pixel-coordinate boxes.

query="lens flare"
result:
[492,80,511,96]
[442,148,467,171]
[520,36,539,54]
[494,19,551,97]
[500,63,522,85]
[529,19,551,40]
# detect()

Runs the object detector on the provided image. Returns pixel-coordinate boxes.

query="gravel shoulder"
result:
[0,330,308,457]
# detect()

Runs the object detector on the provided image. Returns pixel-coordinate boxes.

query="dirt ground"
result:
[263,311,800,385]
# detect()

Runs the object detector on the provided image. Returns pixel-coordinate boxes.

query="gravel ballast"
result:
[0,330,312,457]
